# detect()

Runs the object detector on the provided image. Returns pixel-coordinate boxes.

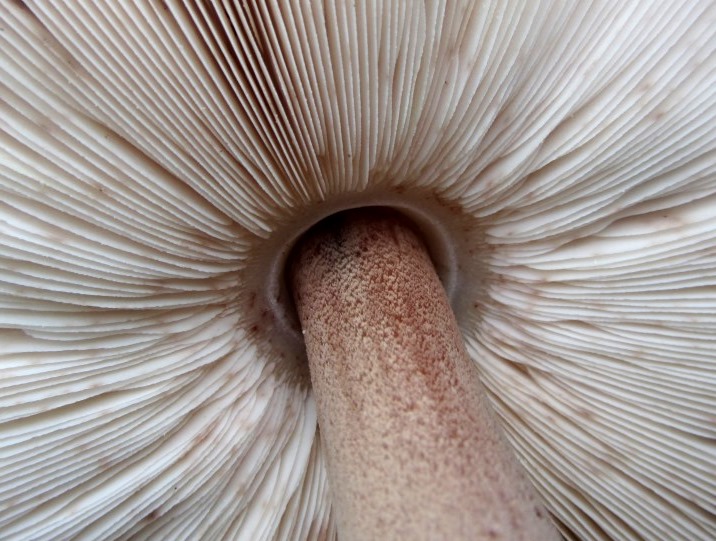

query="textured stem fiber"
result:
[290,209,559,541]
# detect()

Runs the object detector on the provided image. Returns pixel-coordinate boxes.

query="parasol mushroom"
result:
[1,1,715,540]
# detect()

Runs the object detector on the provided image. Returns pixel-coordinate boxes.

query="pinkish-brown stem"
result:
[290,209,559,541]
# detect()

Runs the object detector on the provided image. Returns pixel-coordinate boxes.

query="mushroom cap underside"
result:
[0,1,715,540]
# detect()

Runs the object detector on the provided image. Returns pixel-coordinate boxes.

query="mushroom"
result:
[0,0,714,540]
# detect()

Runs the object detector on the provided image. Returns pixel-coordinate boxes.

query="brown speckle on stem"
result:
[289,209,559,541]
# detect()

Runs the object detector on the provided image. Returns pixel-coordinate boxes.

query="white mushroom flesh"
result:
[0,1,715,540]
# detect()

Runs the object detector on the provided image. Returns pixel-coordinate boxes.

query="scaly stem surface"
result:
[290,209,559,541]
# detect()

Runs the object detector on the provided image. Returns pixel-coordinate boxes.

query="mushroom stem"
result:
[290,209,560,541]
